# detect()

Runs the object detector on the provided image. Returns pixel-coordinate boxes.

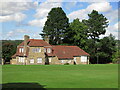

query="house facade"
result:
[11,35,90,65]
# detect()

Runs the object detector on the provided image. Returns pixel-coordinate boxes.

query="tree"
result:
[96,34,116,63]
[63,18,88,51]
[83,10,109,40]
[112,50,120,63]
[82,10,109,63]
[112,40,120,63]
[2,42,14,62]
[2,40,23,63]
[42,7,69,45]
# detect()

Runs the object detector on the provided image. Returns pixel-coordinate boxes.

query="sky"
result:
[0,0,119,40]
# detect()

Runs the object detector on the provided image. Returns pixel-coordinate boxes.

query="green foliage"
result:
[2,40,23,62]
[82,10,116,64]
[2,42,14,62]
[63,18,88,51]
[43,7,69,45]
[112,40,120,63]
[83,10,109,40]
[112,51,120,63]
[94,34,116,63]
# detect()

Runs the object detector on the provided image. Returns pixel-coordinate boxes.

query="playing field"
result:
[2,64,118,88]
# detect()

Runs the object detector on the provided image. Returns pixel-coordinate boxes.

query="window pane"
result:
[37,58,42,63]
[49,58,51,62]
[30,59,34,63]
[74,57,76,61]
[81,56,87,62]
[47,48,51,53]
[61,60,64,63]
[21,48,24,53]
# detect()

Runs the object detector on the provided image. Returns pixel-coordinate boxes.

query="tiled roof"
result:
[12,39,51,58]
[46,45,90,59]
[18,39,51,47]
[12,39,90,59]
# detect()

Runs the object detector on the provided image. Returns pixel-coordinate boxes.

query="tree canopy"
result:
[63,18,88,51]
[83,10,109,40]
[2,40,23,63]
[42,7,69,45]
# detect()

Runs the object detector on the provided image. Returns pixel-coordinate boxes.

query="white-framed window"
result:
[30,59,34,63]
[74,57,76,62]
[32,48,41,53]
[18,57,25,62]
[49,58,52,62]
[61,60,64,63]
[37,58,42,63]
[81,56,87,62]
[47,48,51,53]
[19,48,24,53]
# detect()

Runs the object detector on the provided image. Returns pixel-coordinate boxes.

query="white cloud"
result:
[28,0,62,27]
[0,0,33,2]
[100,21,119,39]
[0,12,26,22]
[6,29,29,37]
[86,2,111,12]
[34,1,62,18]
[32,33,42,39]
[68,9,88,21]
[28,17,47,27]
[0,2,34,16]
[105,9,118,23]
[68,2,112,21]
[64,2,78,10]
[0,2,37,22]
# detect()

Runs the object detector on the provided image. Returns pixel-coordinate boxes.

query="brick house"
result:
[11,35,90,65]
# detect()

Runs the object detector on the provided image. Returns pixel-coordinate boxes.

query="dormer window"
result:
[47,48,51,53]
[19,48,24,53]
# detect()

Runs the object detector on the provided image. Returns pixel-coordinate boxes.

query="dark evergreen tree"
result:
[82,10,109,63]
[42,7,69,45]
[2,40,23,63]
[83,10,109,40]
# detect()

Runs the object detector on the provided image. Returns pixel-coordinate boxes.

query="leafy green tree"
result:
[2,40,23,63]
[82,10,109,63]
[63,18,88,51]
[2,42,14,62]
[42,7,69,45]
[95,34,116,63]
[83,10,109,40]
[112,50,120,63]
[112,40,120,63]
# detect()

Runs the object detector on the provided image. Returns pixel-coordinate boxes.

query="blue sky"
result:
[0,0,119,40]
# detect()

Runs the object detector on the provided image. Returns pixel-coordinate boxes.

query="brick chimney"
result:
[23,35,30,56]
[44,35,49,44]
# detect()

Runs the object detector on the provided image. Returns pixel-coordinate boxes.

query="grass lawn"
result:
[2,64,118,88]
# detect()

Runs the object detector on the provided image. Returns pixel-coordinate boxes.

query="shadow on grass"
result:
[1,82,46,90]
